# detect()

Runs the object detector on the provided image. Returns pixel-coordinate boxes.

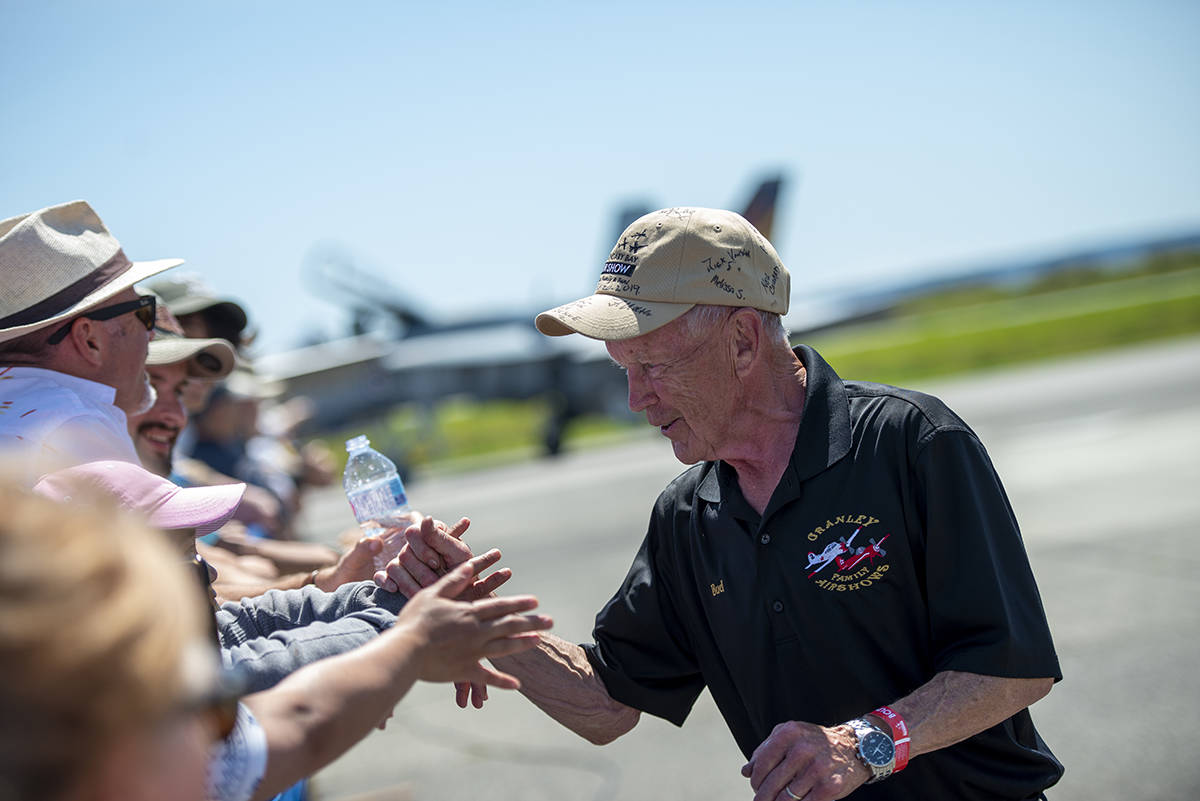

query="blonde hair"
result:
[0,481,209,801]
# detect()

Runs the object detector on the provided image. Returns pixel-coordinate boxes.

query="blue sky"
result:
[3,1,1197,354]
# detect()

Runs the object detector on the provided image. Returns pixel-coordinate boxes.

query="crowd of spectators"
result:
[0,200,550,801]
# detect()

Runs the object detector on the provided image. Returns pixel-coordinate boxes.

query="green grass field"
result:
[810,260,1200,385]
[322,252,1200,473]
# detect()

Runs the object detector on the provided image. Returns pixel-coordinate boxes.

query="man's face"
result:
[127,362,190,477]
[101,288,157,415]
[606,311,736,465]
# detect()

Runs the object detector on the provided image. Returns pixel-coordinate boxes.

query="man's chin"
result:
[133,427,175,478]
[135,445,173,478]
[670,441,704,466]
[128,376,158,417]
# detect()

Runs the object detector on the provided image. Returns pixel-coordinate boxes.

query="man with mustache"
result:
[0,200,180,484]
[128,301,383,598]
[123,300,481,701]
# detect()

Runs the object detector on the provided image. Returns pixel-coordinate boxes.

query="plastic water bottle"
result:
[343,435,412,571]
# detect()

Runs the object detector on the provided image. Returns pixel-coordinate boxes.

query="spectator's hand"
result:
[369,509,422,566]
[374,516,476,596]
[456,680,489,709]
[320,535,385,588]
[392,552,551,688]
[741,720,869,801]
[372,515,506,707]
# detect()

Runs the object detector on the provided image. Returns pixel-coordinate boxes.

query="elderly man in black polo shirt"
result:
[382,207,1063,800]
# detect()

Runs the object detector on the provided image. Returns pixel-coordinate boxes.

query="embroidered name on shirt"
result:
[710,580,725,596]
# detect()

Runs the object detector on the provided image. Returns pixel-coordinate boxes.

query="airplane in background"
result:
[256,175,787,454]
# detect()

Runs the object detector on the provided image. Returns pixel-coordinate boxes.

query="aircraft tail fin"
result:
[739,175,784,241]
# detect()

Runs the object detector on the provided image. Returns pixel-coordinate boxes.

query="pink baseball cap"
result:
[33,460,245,537]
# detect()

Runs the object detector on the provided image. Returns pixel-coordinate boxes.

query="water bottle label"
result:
[347,476,409,524]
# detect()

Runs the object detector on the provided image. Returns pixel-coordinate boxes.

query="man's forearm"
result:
[492,632,640,745]
[874,670,1054,758]
[244,625,424,800]
[215,568,326,602]
[217,530,338,574]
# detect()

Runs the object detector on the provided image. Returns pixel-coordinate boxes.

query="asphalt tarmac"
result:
[296,335,1200,801]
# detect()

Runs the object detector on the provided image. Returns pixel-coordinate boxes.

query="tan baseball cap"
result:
[146,273,248,340]
[145,296,237,380]
[535,207,789,341]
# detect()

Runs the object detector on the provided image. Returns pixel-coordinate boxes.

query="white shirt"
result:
[0,366,139,485]
[207,702,268,801]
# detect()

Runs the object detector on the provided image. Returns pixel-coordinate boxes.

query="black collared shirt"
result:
[584,346,1062,800]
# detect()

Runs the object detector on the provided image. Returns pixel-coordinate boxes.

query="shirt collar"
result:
[697,345,852,506]
[1,366,119,407]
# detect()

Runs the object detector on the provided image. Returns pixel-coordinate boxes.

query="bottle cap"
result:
[345,435,369,452]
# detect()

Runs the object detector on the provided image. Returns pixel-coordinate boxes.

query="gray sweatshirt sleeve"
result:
[216,580,408,693]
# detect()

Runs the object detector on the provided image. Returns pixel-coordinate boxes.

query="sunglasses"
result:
[46,295,157,345]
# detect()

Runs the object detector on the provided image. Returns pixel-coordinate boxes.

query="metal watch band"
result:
[846,718,895,783]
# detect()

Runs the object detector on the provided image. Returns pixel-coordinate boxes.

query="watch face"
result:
[860,730,895,767]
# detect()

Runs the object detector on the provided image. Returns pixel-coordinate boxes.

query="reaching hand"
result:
[392,551,551,689]
[325,535,385,587]
[374,516,478,596]
[371,516,513,707]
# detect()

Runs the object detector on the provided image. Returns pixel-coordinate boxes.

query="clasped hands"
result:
[371,514,525,708]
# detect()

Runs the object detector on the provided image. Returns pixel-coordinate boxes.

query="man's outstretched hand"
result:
[372,517,518,709]
[392,552,552,690]
[375,516,480,596]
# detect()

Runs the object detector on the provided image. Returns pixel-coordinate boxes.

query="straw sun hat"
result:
[0,200,182,344]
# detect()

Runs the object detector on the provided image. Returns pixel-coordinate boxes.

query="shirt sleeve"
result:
[216,582,406,692]
[916,429,1062,681]
[207,702,268,801]
[585,516,705,727]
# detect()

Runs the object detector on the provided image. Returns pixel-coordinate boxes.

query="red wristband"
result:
[873,705,910,773]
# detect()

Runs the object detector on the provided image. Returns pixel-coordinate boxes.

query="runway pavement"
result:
[296,335,1200,801]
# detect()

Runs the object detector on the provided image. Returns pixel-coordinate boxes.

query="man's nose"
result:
[626,368,655,413]
[158,391,188,428]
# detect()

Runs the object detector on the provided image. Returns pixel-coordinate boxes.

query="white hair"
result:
[679,304,789,346]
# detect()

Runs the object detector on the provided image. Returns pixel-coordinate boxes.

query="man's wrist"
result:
[834,723,875,785]
[869,705,910,773]
[305,567,325,590]
[844,717,896,783]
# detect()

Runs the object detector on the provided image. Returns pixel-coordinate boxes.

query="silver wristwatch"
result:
[845,717,896,784]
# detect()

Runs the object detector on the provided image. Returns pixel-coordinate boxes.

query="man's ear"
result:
[729,308,761,378]
[66,318,106,367]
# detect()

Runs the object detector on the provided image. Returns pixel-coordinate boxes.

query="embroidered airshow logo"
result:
[597,230,648,297]
[600,228,649,278]
[602,260,637,276]
[804,513,892,593]
[710,579,725,596]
